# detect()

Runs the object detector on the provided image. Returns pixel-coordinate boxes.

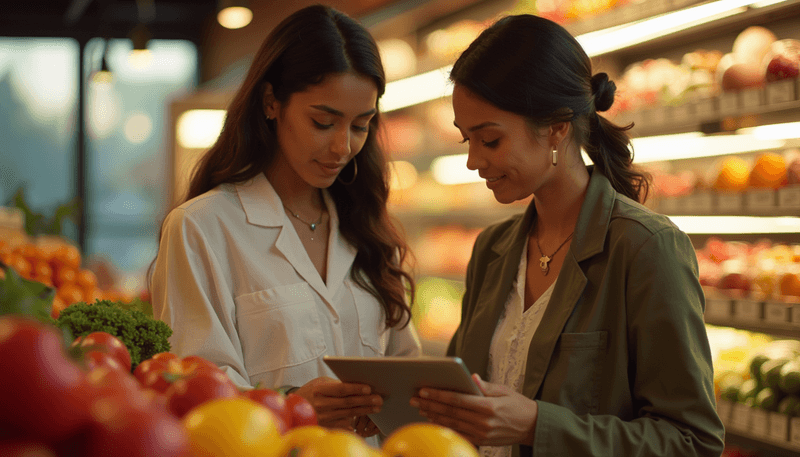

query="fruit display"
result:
[0,309,486,455]
[650,148,800,204]
[696,237,800,301]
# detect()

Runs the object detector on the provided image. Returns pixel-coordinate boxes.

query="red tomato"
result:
[0,316,90,444]
[243,388,291,433]
[82,350,127,372]
[180,355,223,374]
[135,354,222,394]
[286,393,319,428]
[85,366,142,399]
[74,331,132,372]
[166,370,239,418]
[84,395,189,457]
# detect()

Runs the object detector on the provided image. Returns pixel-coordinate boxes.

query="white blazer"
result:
[151,173,421,388]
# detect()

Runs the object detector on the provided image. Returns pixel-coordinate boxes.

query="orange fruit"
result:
[779,273,800,297]
[713,157,750,192]
[382,423,479,457]
[30,260,54,286]
[283,425,328,455]
[301,430,377,457]
[16,243,45,264]
[5,253,32,279]
[76,269,98,291]
[51,296,68,319]
[54,267,78,289]
[183,397,285,457]
[748,152,788,189]
[50,244,82,271]
[58,283,86,305]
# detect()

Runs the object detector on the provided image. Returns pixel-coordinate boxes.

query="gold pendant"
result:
[539,255,551,275]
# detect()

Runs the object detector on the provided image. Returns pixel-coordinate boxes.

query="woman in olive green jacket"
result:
[409,14,725,457]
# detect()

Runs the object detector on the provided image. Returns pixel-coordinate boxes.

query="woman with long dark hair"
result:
[150,4,420,438]
[410,14,725,457]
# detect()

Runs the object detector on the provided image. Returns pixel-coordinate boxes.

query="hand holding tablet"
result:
[322,356,482,436]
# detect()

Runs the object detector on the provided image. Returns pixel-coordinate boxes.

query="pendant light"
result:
[217,0,253,30]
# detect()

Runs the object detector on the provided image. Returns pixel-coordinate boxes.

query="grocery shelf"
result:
[706,316,800,339]
[724,429,800,456]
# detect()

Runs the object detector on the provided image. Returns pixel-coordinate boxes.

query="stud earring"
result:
[552,147,558,166]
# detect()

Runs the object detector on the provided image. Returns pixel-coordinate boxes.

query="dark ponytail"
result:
[585,73,650,203]
[450,14,651,203]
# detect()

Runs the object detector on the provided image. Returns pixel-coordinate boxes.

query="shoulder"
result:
[473,213,524,252]
[607,194,684,245]
[163,184,242,233]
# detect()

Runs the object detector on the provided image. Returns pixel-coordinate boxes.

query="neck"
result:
[264,160,324,214]
[532,161,589,241]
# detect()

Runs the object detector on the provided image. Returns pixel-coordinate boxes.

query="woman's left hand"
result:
[409,374,538,447]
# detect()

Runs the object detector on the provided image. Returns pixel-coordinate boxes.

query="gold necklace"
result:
[283,204,324,232]
[535,231,574,275]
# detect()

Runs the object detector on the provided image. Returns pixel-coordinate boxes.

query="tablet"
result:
[322,356,483,435]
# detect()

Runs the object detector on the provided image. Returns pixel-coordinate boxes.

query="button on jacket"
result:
[151,173,421,389]
[447,167,725,457]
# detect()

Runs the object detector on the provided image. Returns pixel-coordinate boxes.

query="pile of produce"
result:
[718,339,800,419]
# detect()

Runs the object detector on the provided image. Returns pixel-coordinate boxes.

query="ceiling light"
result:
[128,23,152,68]
[177,109,226,149]
[217,0,253,30]
[91,41,113,85]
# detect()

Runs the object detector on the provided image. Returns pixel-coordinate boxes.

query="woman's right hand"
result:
[294,377,382,430]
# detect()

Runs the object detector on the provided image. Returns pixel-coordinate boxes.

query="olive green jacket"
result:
[447,167,725,457]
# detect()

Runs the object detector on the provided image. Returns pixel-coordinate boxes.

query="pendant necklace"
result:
[535,230,574,275]
[283,204,324,241]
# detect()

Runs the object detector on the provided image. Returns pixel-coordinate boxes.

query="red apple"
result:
[764,39,800,82]
[717,272,752,298]
[243,388,291,433]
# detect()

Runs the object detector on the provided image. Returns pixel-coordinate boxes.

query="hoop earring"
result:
[337,158,358,185]
[552,147,558,166]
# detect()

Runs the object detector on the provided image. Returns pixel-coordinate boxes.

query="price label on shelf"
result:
[769,412,789,442]
[766,79,796,105]
[686,191,714,213]
[746,190,777,211]
[716,193,742,213]
[765,302,790,324]
[740,88,764,110]
[717,400,733,423]
[779,185,800,209]
[792,304,800,326]
[718,93,738,115]
[705,298,731,320]
[751,409,769,437]
[731,403,751,431]
[734,300,762,322]
[791,417,800,446]
[694,98,717,120]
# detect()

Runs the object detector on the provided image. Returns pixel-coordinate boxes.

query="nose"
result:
[331,126,351,158]
[465,146,486,171]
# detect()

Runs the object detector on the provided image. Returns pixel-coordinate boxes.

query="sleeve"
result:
[150,209,252,388]
[531,227,725,457]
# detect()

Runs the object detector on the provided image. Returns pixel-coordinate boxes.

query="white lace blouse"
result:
[479,242,556,457]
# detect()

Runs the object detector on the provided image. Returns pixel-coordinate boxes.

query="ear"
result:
[548,121,571,148]
[262,82,278,119]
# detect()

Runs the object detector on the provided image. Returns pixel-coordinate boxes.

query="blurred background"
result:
[2,1,800,454]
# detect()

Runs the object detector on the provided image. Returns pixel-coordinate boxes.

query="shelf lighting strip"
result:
[381,0,791,112]
[667,216,800,234]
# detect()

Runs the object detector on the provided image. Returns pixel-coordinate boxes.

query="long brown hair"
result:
[450,14,651,202]
[155,4,413,328]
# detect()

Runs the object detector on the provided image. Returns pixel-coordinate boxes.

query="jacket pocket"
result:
[539,331,608,415]
[349,282,387,356]
[235,283,326,375]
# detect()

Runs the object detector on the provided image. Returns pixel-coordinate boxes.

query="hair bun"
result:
[590,72,616,112]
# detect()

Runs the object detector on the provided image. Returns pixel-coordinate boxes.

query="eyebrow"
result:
[453,121,500,132]
[311,105,376,118]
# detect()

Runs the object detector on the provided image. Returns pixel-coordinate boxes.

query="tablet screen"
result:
[323,356,482,436]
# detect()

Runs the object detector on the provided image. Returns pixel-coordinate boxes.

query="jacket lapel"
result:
[522,167,616,398]
[460,204,534,379]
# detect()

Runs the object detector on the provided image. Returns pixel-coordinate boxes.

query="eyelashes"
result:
[458,137,499,148]
[313,119,369,133]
